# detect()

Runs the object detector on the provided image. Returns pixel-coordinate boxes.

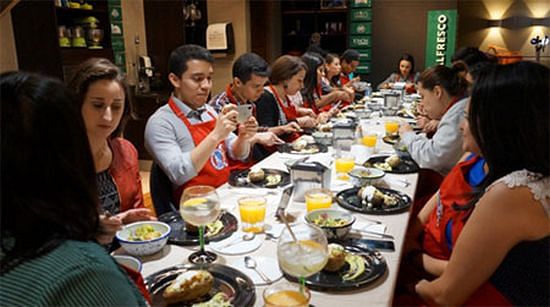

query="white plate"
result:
[209,232,262,255]
[226,256,283,286]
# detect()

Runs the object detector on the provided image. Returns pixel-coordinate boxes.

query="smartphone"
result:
[237,104,253,123]
[360,239,395,252]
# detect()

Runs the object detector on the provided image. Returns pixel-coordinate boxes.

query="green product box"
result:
[358,49,372,62]
[350,22,371,35]
[350,0,371,8]
[107,0,121,6]
[350,8,371,21]
[110,21,124,37]
[114,51,126,67]
[109,7,122,21]
[111,37,125,51]
[349,35,371,48]
[356,62,371,74]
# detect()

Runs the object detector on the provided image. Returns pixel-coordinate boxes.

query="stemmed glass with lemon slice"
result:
[270,223,328,305]
[180,185,221,264]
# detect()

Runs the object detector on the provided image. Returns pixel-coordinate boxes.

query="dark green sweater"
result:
[0,240,147,306]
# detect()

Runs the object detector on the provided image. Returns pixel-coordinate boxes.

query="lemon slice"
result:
[182,197,208,207]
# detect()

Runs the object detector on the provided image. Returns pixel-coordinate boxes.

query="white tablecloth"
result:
[140,118,418,306]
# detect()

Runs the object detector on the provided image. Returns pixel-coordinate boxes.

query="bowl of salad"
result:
[305,209,356,240]
[116,221,171,256]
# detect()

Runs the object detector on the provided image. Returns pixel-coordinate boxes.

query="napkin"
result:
[353,220,387,237]
[264,224,285,239]
[307,152,333,169]
[226,256,283,286]
[209,232,262,255]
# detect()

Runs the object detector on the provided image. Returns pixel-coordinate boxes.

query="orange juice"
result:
[265,290,309,307]
[385,120,399,135]
[238,196,266,233]
[305,189,332,212]
[362,134,378,147]
[335,156,355,180]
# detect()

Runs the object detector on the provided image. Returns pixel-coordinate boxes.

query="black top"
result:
[255,89,281,128]
[96,170,120,215]
[490,237,549,305]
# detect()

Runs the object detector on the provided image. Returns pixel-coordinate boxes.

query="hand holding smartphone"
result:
[237,104,253,123]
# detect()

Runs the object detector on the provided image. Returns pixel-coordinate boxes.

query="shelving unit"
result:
[348,0,372,75]
[281,1,349,55]
[11,0,114,81]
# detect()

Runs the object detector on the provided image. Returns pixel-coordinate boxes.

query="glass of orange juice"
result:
[304,188,332,212]
[263,281,311,307]
[238,196,266,233]
[385,120,400,139]
[335,154,355,180]
[362,133,378,148]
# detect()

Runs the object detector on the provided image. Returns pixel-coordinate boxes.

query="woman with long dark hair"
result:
[0,72,147,306]
[415,61,549,305]
[301,52,349,114]
[378,53,419,91]
[69,58,155,245]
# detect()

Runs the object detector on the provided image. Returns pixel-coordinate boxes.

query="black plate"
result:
[283,241,387,291]
[146,263,255,307]
[278,143,328,155]
[228,168,290,189]
[158,211,238,246]
[336,187,412,215]
[382,135,399,145]
[363,155,419,174]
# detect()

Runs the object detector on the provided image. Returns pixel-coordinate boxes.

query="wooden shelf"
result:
[60,48,114,65]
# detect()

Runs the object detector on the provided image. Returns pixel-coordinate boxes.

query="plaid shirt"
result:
[209,86,269,132]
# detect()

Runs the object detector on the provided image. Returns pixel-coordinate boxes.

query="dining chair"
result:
[149,163,178,216]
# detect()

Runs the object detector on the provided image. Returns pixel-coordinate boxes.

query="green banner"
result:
[425,10,457,67]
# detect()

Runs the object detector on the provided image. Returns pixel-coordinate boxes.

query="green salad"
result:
[312,213,349,227]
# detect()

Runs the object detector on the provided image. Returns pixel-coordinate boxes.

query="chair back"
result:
[149,163,177,216]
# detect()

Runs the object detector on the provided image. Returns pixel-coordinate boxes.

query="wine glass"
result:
[277,223,328,300]
[180,185,221,264]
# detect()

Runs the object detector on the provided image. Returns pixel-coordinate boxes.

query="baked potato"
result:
[163,270,214,304]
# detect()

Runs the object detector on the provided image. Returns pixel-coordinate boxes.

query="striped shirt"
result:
[0,240,147,306]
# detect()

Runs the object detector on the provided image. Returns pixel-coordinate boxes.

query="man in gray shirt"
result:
[145,45,256,200]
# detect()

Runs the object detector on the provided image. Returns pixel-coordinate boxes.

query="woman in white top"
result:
[399,64,469,176]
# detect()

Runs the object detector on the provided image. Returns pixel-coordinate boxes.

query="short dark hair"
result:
[1,72,99,273]
[341,49,360,63]
[232,52,271,83]
[470,61,549,184]
[168,44,214,77]
[68,58,133,138]
[270,55,307,85]
[418,64,468,97]
[397,53,416,74]
[301,52,325,101]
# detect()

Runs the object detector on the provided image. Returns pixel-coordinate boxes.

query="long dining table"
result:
[138,117,419,306]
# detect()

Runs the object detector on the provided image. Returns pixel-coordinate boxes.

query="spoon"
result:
[217,232,255,249]
[244,256,272,284]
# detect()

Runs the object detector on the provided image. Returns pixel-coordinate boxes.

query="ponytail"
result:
[418,65,468,97]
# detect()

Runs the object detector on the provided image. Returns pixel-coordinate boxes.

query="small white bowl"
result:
[305,209,356,240]
[113,255,142,272]
[349,167,385,187]
[116,221,171,256]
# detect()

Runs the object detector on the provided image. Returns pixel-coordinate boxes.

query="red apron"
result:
[339,73,350,86]
[168,98,230,202]
[224,84,256,171]
[422,156,481,260]
[269,85,300,142]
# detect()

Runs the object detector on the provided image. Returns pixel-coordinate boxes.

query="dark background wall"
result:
[370,0,457,87]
